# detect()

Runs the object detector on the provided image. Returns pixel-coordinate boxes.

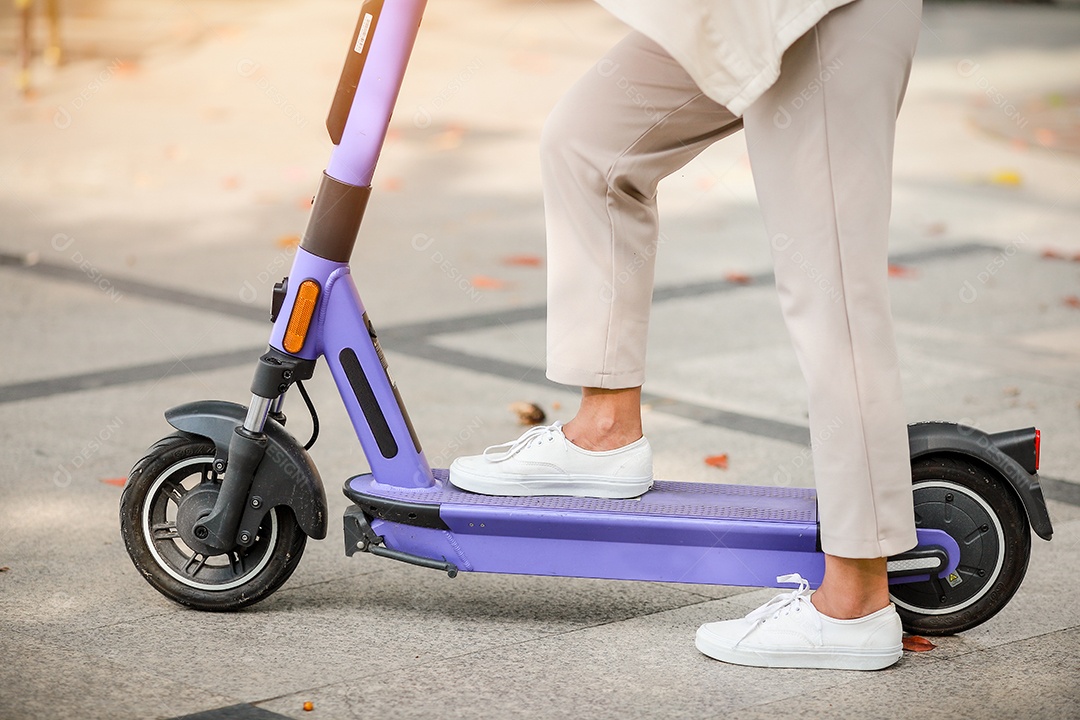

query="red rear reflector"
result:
[1034,428,1041,472]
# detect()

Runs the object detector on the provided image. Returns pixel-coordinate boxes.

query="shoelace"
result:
[483,422,565,462]
[737,573,821,644]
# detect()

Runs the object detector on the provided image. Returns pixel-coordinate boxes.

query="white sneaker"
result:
[695,574,903,671]
[448,422,653,498]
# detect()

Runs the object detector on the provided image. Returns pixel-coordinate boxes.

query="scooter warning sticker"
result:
[946,571,963,588]
[354,13,374,55]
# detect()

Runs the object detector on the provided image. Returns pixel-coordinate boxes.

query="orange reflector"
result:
[283,279,320,353]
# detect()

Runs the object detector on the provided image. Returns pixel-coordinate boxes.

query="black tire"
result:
[119,433,306,611]
[891,456,1031,635]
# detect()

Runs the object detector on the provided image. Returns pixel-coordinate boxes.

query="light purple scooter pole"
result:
[325,0,426,187]
[270,0,435,489]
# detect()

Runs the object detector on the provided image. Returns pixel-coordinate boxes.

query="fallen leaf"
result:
[100,478,127,487]
[1034,128,1057,147]
[704,454,729,469]
[0,567,10,573]
[989,169,1022,187]
[1063,295,1080,309]
[502,254,543,267]
[213,24,243,40]
[888,264,917,278]
[510,401,546,426]
[113,59,139,76]
[470,275,507,290]
[724,271,752,285]
[276,234,301,249]
[434,124,465,150]
[902,635,937,652]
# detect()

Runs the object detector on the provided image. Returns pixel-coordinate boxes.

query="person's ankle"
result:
[562,416,642,452]
[810,587,891,620]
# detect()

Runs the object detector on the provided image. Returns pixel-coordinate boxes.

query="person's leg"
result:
[696,0,922,670]
[744,0,923,584]
[451,32,741,496]
[543,31,742,451]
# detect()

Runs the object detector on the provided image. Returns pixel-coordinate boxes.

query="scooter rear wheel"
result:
[119,433,306,611]
[891,456,1031,635]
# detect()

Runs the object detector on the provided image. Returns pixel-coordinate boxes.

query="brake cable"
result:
[295,379,320,450]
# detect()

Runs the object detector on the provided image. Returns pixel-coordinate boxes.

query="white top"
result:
[594,0,855,116]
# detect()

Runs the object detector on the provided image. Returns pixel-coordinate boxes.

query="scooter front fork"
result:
[192,350,316,551]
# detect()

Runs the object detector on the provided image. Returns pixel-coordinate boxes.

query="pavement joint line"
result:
[0,346,264,405]
[1,333,1077,504]
[9,238,1080,500]
[0,239,1000,409]
[394,337,814,445]
[0,240,996,335]
[272,567,396,597]
[168,704,293,720]
[0,332,811,450]
[0,251,268,323]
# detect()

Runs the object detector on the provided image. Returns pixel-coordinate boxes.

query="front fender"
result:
[165,400,328,540]
[908,422,1052,541]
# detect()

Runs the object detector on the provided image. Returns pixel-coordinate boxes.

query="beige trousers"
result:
[541,0,922,558]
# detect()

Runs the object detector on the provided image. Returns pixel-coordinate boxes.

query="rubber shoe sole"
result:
[449,464,653,499]
[694,624,902,671]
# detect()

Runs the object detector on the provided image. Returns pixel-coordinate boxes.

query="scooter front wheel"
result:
[891,456,1031,635]
[119,433,306,611]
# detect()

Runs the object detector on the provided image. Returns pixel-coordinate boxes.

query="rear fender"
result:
[165,400,328,540]
[908,422,1052,541]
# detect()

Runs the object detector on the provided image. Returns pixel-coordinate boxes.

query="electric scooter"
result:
[119,0,1054,636]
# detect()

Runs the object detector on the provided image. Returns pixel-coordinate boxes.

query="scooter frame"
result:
[121,0,1053,633]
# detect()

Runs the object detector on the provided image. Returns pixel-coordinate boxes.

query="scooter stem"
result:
[301,0,428,264]
[198,0,433,549]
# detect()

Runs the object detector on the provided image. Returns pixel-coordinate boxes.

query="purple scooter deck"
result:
[346,470,828,587]
[349,470,817,522]
[345,471,960,588]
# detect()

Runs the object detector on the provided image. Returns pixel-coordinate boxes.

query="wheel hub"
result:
[175,485,226,556]
[891,480,1003,614]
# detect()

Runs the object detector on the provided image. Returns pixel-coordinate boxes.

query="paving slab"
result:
[1,1,1078,719]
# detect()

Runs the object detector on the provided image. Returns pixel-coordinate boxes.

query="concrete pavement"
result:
[1,1,1079,718]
